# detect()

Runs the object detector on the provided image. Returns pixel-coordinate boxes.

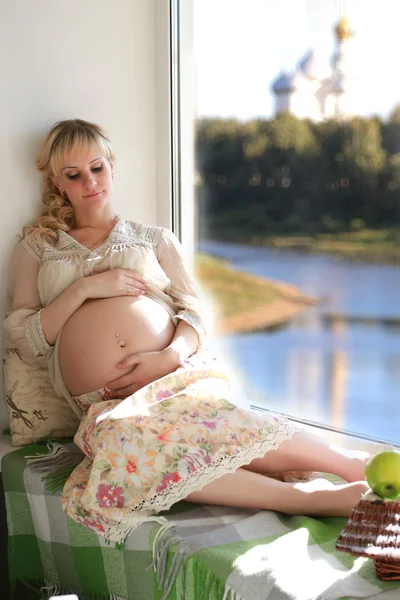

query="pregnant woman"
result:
[4,119,370,542]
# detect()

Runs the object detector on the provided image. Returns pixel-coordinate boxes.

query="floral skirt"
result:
[61,352,300,542]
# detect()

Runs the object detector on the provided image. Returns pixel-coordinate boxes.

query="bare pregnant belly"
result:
[58,296,176,396]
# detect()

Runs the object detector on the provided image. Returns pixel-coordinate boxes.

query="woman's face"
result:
[52,146,114,213]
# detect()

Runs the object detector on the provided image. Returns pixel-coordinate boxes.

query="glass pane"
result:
[193,0,400,445]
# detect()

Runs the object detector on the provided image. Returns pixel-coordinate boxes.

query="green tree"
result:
[342,118,386,178]
[382,104,400,155]
[195,111,396,238]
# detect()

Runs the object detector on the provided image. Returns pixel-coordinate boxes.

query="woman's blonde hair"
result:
[23,119,116,243]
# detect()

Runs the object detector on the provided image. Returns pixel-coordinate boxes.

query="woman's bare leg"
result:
[242,431,370,482]
[185,467,368,517]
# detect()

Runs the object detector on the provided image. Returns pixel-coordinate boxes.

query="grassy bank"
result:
[265,229,400,264]
[194,254,319,335]
[203,228,400,265]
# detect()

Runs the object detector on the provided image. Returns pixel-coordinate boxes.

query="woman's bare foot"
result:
[294,479,369,517]
[331,447,371,482]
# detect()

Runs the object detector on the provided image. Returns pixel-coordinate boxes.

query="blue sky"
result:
[194,0,400,121]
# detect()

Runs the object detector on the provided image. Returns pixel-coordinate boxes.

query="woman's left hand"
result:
[105,349,181,399]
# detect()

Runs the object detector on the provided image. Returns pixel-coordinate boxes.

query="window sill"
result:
[251,405,399,454]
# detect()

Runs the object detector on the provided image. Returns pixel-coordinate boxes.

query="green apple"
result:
[365,450,400,500]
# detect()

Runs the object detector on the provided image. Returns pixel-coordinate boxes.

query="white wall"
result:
[0,0,172,430]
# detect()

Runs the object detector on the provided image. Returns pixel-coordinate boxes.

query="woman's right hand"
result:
[81,269,148,300]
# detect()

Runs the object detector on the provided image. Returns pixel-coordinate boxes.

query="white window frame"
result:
[169,0,195,266]
[154,0,173,231]
[154,0,195,255]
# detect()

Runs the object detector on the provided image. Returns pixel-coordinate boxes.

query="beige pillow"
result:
[3,347,79,446]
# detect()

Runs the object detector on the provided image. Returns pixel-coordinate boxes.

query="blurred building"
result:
[271,16,357,121]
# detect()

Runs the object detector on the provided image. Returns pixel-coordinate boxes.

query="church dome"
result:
[272,70,306,94]
[272,72,293,93]
[298,48,330,81]
[334,16,353,41]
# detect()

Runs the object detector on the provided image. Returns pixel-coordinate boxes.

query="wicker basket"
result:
[336,498,400,581]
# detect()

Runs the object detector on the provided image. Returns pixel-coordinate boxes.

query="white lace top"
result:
[3,217,206,400]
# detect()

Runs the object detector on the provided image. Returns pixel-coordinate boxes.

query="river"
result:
[198,240,400,445]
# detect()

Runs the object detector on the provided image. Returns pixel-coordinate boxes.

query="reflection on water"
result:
[200,240,400,444]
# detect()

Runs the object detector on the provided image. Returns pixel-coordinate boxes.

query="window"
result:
[177,0,400,445]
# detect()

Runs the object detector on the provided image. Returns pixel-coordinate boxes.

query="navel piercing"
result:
[116,333,126,347]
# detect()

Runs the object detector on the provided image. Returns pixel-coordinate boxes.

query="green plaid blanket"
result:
[3,442,400,600]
